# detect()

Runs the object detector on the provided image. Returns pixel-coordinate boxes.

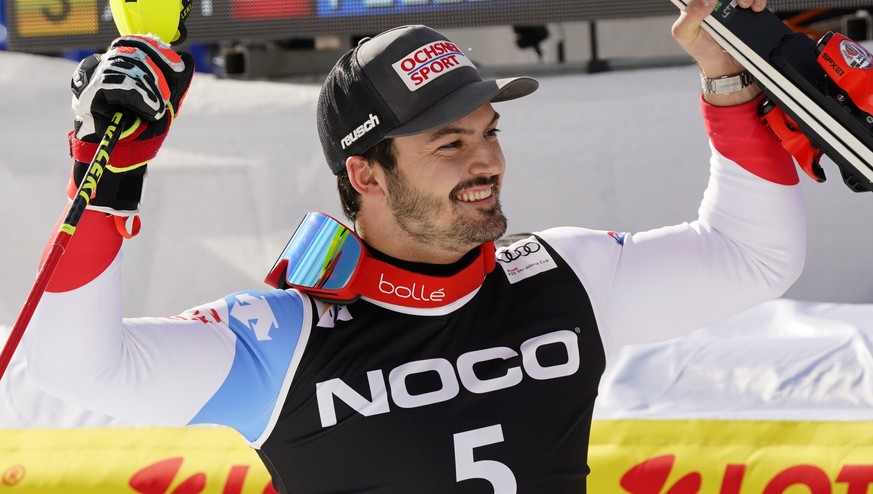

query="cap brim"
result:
[385,76,538,138]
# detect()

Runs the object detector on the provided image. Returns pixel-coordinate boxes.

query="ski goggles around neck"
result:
[264,212,496,309]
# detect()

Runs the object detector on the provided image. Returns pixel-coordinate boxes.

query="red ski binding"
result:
[760,30,873,185]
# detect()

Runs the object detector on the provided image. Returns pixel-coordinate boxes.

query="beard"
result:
[385,170,507,254]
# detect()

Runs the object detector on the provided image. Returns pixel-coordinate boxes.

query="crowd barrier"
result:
[3,419,873,492]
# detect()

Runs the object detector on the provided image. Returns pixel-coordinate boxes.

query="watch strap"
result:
[700,70,756,95]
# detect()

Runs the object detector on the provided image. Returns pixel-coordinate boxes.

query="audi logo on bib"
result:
[496,242,541,263]
[496,239,557,284]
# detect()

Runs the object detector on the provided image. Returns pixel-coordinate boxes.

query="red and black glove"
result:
[68,34,195,236]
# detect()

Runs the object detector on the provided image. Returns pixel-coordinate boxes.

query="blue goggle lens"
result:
[268,212,363,293]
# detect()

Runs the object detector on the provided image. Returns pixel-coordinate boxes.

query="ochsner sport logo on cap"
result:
[392,40,476,91]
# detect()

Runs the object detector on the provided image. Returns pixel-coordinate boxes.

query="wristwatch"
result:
[700,71,756,95]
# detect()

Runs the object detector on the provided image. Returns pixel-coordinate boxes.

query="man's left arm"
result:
[608,0,806,347]
[543,106,805,352]
[541,0,805,353]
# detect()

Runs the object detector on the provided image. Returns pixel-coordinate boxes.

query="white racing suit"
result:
[25,97,806,493]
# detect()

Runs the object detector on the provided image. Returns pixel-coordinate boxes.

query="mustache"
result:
[450,175,500,198]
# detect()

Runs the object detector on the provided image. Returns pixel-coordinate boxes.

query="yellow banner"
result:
[0,427,276,493]
[589,420,873,493]
[3,421,873,492]
[15,0,98,37]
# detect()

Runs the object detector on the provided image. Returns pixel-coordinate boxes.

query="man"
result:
[25,0,804,492]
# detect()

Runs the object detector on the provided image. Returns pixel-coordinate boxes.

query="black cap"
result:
[317,25,539,175]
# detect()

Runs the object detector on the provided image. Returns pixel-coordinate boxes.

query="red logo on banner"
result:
[129,457,278,494]
[619,455,873,494]
[2,464,25,487]
[621,455,701,494]
[232,0,310,20]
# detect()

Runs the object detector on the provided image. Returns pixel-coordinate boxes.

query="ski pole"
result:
[0,111,129,381]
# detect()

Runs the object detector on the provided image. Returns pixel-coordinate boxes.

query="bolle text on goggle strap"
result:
[265,212,496,309]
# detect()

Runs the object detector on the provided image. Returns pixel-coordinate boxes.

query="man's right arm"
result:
[27,245,313,443]
[25,209,312,443]
[23,38,311,443]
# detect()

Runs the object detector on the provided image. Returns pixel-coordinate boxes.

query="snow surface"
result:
[2,50,873,427]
